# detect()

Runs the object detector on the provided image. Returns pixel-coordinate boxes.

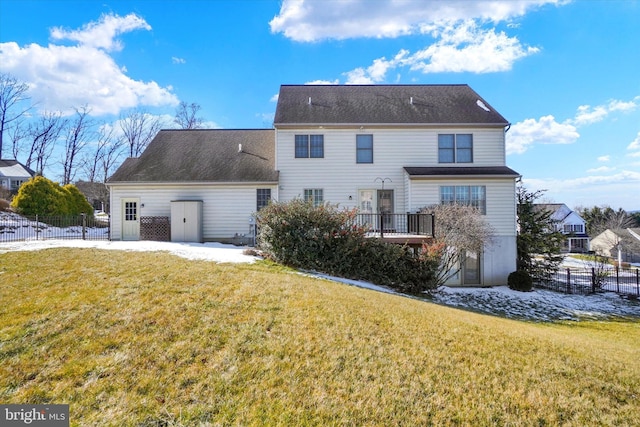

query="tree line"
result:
[0,72,205,186]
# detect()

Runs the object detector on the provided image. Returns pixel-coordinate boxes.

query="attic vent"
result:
[410,96,414,105]
[238,144,242,153]
[476,99,490,112]
[308,97,312,105]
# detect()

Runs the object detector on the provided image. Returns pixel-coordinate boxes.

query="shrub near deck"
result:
[256,199,439,293]
[0,248,639,426]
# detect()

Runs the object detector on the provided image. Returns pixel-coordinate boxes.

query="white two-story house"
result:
[273,85,519,285]
[533,203,589,253]
[108,84,520,286]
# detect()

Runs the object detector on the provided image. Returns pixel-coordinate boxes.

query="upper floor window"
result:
[356,134,373,163]
[563,224,584,234]
[304,188,324,207]
[440,185,486,214]
[257,189,271,211]
[295,135,324,158]
[438,134,473,163]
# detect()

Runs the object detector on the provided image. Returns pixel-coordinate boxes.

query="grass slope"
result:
[1,248,639,426]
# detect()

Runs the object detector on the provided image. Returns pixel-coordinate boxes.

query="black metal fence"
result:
[0,213,110,242]
[355,213,435,238]
[534,267,640,297]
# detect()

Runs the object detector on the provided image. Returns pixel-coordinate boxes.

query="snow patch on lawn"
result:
[2,239,638,321]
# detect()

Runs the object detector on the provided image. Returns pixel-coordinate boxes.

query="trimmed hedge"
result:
[256,199,439,294]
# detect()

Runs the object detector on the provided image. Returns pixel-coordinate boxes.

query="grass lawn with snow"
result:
[1,247,639,426]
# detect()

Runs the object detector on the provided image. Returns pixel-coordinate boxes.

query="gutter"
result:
[106,181,280,187]
[273,122,510,129]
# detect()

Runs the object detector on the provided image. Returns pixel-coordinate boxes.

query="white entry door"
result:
[121,198,140,241]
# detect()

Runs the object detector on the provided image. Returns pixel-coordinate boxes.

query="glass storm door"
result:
[377,189,394,231]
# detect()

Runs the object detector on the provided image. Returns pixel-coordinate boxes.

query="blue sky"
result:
[1,0,639,210]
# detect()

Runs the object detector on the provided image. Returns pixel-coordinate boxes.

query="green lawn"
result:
[1,248,639,426]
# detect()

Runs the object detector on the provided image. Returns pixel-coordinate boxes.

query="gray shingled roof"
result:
[274,84,509,126]
[404,166,520,177]
[108,129,278,183]
[0,159,35,178]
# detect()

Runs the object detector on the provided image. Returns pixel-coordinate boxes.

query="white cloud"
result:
[506,115,579,155]
[0,13,178,116]
[597,155,610,162]
[587,166,615,173]
[344,55,400,84]
[627,131,640,151]
[570,97,639,126]
[523,170,640,209]
[172,57,186,64]
[50,13,151,51]
[407,20,539,74]
[270,0,560,42]
[305,79,339,85]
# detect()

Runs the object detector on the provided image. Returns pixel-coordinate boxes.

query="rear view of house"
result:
[108,84,520,286]
[274,85,520,286]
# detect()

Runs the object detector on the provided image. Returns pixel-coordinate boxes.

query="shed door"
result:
[121,198,140,241]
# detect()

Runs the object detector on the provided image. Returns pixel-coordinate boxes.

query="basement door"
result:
[121,198,140,241]
[462,251,481,285]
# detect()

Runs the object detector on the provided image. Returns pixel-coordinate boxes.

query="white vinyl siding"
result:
[275,127,507,210]
[109,183,277,241]
[406,178,517,236]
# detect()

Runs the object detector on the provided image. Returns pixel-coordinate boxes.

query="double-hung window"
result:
[356,134,373,163]
[438,134,473,163]
[304,189,323,207]
[256,189,271,211]
[295,135,324,158]
[440,185,486,214]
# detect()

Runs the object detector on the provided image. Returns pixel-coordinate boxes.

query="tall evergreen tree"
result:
[516,183,565,282]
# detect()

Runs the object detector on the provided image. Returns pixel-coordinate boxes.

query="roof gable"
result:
[0,159,35,179]
[274,84,509,126]
[107,129,278,183]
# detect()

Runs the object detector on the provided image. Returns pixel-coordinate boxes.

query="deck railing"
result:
[355,212,435,238]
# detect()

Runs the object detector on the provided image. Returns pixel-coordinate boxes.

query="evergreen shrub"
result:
[11,176,93,217]
[256,199,439,294]
[508,270,533,292]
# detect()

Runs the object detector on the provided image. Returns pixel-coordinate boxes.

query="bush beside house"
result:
[256,199,440,294]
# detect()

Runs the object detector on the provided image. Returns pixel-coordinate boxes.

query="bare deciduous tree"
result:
[61,106,94,184]
[82,123,115,183]
[419,203,495,287]
[119,109,162,157]
[174,101,204,129]
[100,133,125,182]
[7,117,28,160]
[25,111,66,175]
[0,73,32,159]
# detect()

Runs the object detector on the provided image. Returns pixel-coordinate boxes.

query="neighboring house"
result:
[108,84,520,286]
[0,159,35,192]
[533,203,589,253]
[590,228,640,264]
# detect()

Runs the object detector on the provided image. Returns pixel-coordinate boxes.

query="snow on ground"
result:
[0,239,259,263]
[1,239,638,321]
